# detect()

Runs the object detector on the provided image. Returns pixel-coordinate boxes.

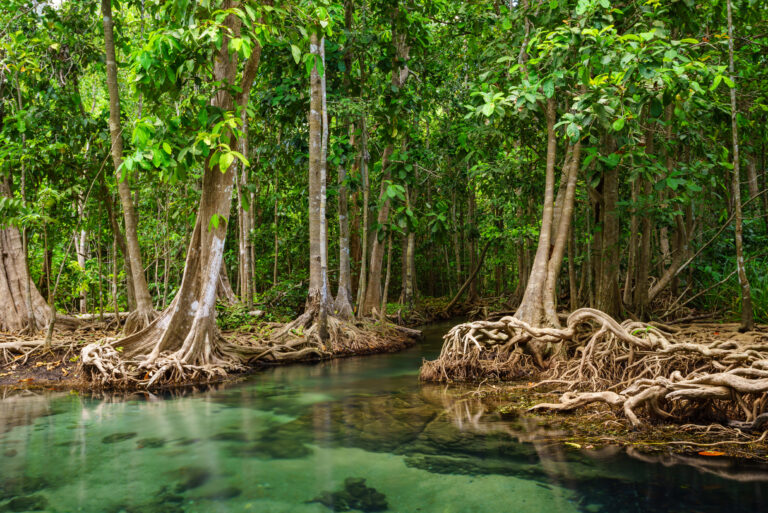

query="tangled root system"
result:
[421,308,768,429]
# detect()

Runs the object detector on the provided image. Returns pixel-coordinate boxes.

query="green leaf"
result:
[290,44,301,64]
[219,152,234,171]
[482,103,495,117]
[162,142,172,154]
[612,118,625,132]
[710,75,722,91]
[542,78,554,98]
[208,214,220,231]
[722,76,735,88]
[566,123,580,142]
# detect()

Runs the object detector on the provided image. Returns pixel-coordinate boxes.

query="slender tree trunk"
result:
[380,232,393,320]
[594,146,620,318]
[334,158,354,318]
[515,98,558,327]
[273,146,280,287]
[305,32,330,338]
[360,9,410,316]
[101,0,155,334]
[727,0,753,331]
[467,180,480,302]
[355,116,370,313]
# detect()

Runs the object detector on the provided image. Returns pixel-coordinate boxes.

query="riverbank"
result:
[460,383,768,463]
[0,319,421,391]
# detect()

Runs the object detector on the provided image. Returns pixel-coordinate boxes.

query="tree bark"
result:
[594,141,620,318]
[514,98,558,328]
[305,32,330,338]
[726,0,754,331]
[101,0,156,334]
[0,180,52,332]
[360,7,410,316]
[109,2,256,371]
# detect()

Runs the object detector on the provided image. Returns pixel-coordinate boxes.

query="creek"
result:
[0,320,766,512]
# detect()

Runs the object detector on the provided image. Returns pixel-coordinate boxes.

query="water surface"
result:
[1,321,767,512]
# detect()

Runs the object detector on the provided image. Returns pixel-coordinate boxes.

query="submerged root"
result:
[422,307,768,429]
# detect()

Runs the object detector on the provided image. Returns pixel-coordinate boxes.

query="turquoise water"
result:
[1,321,767,513]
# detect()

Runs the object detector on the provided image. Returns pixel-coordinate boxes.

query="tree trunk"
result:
[334,158,354,319]
[107,3,256,374]
[726,0,754,331]
[467,180,480,302]
[355,116,370,313]
[102,0,155,334]
[380,232,393,321]
[360,10,410,316]
[594,146,620,318]
[514,98,558,328]
[304,32,330,338]
[0,180,52,332]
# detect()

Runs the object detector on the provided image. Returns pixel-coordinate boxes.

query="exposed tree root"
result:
[122,307,159,336]
[421,307,768,429]
[265,310,417,363]
[80,306,420,389]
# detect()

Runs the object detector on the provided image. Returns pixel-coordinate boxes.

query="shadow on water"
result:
[0,318,766,512]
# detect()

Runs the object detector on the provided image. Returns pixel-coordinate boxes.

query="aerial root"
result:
[421,307,768,429]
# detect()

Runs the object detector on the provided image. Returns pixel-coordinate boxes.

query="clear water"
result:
[1,321,767,513]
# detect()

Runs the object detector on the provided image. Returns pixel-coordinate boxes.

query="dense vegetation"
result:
[1,1,767,390]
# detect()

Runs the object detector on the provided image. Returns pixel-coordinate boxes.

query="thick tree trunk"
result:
[726,0,754,331]
[102,0,156,334]
[544,140,582,321]
[104,3,255,375]
[0,183,52,332]
[361,146,394,315]
[380,232,393,320]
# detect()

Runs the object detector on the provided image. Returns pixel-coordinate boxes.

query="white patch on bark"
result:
[198,236,225,319]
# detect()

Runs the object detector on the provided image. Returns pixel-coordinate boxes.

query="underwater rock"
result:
[230,434,313,459]
[102,432,138,444]
[309,477,388,512]
[136,437,166,449]
[172,467,212,493]
[3,494,48,512]
[173,437,200,446]
[199,485,242,501]
[210,431,248,442]
[0,476,50,501]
